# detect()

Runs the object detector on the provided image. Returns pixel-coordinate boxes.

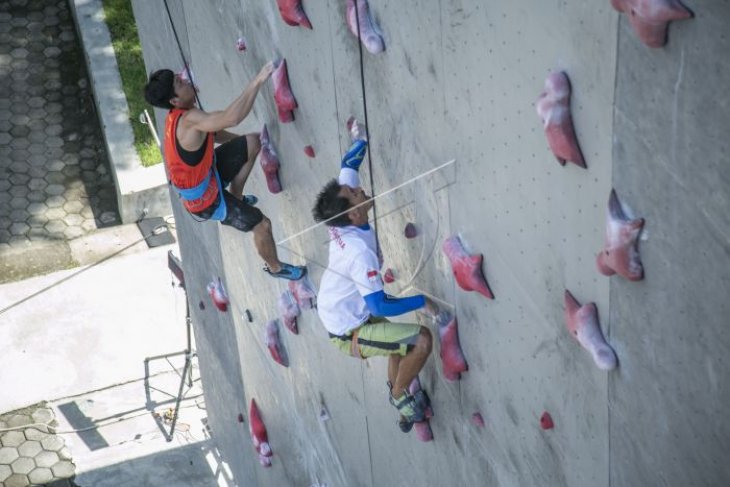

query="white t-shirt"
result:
[317,168,382,335]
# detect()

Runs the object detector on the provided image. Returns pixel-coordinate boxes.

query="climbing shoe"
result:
[341,139,368,171]
[389,389,426,424]
[264,263,307,281]
[243,194,258,206]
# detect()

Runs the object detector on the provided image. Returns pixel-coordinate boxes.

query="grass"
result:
[101,0,161,167]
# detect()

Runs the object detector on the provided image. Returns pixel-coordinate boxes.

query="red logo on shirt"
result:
[367,270,378,281]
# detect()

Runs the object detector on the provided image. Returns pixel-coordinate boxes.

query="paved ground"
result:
[0,0,119,281]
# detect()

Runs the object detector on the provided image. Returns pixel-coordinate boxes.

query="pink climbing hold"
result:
[436,311,468,382]
[471,412,485,428]
[442,235,494,299]
[272,59,297,123]
[404,222,418,239]
[597,189,645,281]
[611,0,692,48]
[259,124,282,194]
[304,145,316,158]
[346,116,365,142]
[288,277,317,310]
[540,412,554,430]
[278,290,300,334]
[206,277,229,312]
[383,268,395,283]
[276,0,313,29]
[408,376,434,442]
[346,0,385,54]
[249,399,273,467]
[236,36,247,52]
[265,320,288,367]
[536,71,586,168]
[564,290,618,371]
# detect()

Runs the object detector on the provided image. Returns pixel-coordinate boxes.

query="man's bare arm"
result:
[183,62,274,134]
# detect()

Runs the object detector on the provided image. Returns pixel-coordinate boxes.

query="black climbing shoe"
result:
[389,390,426,424]
[398,416,414,433]
[264,263,307,281]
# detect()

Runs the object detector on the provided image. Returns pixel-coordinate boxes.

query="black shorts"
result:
[193,136,264,232]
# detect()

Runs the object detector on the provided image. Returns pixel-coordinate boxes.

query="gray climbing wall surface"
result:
[131,0,729,485]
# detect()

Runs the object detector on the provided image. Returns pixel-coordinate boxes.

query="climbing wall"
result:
[131,0,730,485]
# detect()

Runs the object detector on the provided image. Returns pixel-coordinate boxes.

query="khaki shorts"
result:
[329,316,421,359]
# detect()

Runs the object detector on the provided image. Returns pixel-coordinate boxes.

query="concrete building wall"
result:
[132,0,729,485]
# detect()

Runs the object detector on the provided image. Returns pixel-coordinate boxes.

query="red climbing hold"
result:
[276,0,313,29]
[249,399,273,467]
[564,290,618,371]
[304,145,316,158]
[278,290,300,334]
[259,124,282,194]
[288,277,317,310]
[536,71,585,168]
[442,235,494,299]
[383,268,395,283]
[611,0,692,48]
[265,320,288,367]
[436,311,468,382]
[409,376,434,442]
[404,222,418,239]
[206,277,229,312]
[540,412,554,430]
[596,189,645,281]
[346,116,365,142]
[346,0,385,54]
[471,412,485,428]
[272,59,297,123]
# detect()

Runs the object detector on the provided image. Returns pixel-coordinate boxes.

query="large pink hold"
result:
[272,59,297,123]
[206,277,229,312]
[288,277,317,310]
[408,376,434,442]
[346,0,385,54]
[276,0,312,29]
[436,311,468,381]
[249,399,273,467]
[564,290,618,371]
[536,71,585,168]
[259,124,282,194]
[611,0,692,48]
[596,189,645,281]
[278,290,300,334]
[442,235,494,299]
[265,320,288,367]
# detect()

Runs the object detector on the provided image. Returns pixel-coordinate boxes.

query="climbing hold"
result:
[288,276,317,310]
[198,301,205,310]
[346,116,365,142]
[596,189,645,281]
[176,64,198,92]
[383,268,395,283]
[442,235,494,299]
[408,376,434,442]
[304,145,316,158]
[540,412,554,430]
[346,0,385,54]
[276,0,312,29]
[471,412,485,428]
[245,309,253,322]
[564,290,618,371]
[319,406,330,422]
[404,222,418,239]
[536,71,585,168]
[259,124,282,194]
[249,399,273,467]
[265,320,289,367]
[206,277,229,312]
[278,290,300,334]
[272,59,298,123]
[236,36,247,52]
[238,413,244,423]
[611,0,692,48]
[436,311,468,381]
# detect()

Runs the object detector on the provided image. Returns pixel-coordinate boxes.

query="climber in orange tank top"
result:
[144,62,305,280]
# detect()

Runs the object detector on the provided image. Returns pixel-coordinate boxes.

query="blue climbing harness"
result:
[172,161,227,221]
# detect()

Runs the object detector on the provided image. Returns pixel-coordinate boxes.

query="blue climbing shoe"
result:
[243,194,258,206]
[341,139,368,171]
[264,263,307,281]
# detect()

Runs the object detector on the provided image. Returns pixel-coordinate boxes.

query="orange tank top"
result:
[164,108,218,213]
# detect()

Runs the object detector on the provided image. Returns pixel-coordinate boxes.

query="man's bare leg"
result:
[391,327,433,395]
[229,133,261,199]
[251,216,282,273]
